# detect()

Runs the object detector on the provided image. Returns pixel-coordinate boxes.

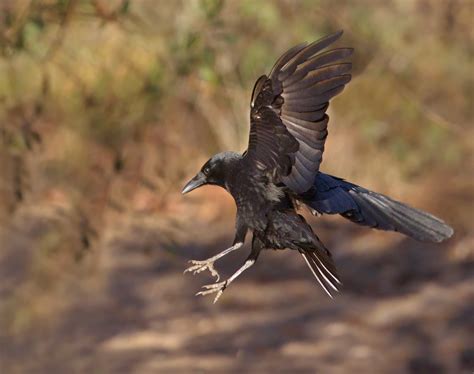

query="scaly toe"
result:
[196,281,227,297]
[213,290,224,303]
[184,260,221,281]
[201,282,223,290]
[183,260,207,273]
[208,267,220,281]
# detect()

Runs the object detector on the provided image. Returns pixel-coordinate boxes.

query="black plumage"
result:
[182,31,453,302]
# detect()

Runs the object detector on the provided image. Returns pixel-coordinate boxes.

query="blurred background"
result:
[0,0,473,372]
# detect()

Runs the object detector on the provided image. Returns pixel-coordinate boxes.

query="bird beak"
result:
[182,172,206,194]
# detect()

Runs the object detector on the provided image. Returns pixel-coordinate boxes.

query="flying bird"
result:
[182,31,453,303]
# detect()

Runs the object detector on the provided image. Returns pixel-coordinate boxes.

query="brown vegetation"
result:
[0,0,473,372]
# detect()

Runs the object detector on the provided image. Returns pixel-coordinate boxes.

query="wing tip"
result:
[425,223,454,243]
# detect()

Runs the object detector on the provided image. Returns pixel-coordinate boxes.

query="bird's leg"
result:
[185,220,248,281]
[184,242,243,281]
[196,258,255,303]
[196,241,261,303]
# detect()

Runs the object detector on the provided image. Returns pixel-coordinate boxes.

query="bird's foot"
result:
[184,259,220,281]
[195,281,228,303]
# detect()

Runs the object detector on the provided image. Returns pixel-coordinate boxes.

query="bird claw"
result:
[184,259,220,281]
[195,281,228,303]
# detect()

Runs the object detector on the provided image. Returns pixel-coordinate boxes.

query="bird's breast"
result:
[228,173,287,231]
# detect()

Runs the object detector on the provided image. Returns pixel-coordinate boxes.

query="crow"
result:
[182,31,453,303]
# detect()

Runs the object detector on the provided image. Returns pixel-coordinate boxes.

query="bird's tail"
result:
[300,249,342,298]
[301,173,454,243]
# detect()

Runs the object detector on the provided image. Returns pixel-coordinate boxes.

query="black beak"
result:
[182,172,206,194]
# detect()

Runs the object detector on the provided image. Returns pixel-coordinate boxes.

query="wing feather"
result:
[278,31,344,80]
[285,62,352,92]
[281,111,328,130]
[283,75,351,100]
[244,31,353,193]
[283,49,354,88]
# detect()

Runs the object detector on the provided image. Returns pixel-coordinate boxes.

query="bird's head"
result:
[182,151,240,194]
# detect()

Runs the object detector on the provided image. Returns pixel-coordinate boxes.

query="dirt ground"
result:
[1,189,473,374]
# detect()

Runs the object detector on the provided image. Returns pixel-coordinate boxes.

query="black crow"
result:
[182,31,453,302]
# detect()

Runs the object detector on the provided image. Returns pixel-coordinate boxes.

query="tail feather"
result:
[303,173,454,242]
[300,250,342,298]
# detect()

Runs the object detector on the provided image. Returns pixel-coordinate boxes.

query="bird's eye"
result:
[203,167,210,175]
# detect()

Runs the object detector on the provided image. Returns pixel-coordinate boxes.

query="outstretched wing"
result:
[303,172,454,242]
[244,30,353,193]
